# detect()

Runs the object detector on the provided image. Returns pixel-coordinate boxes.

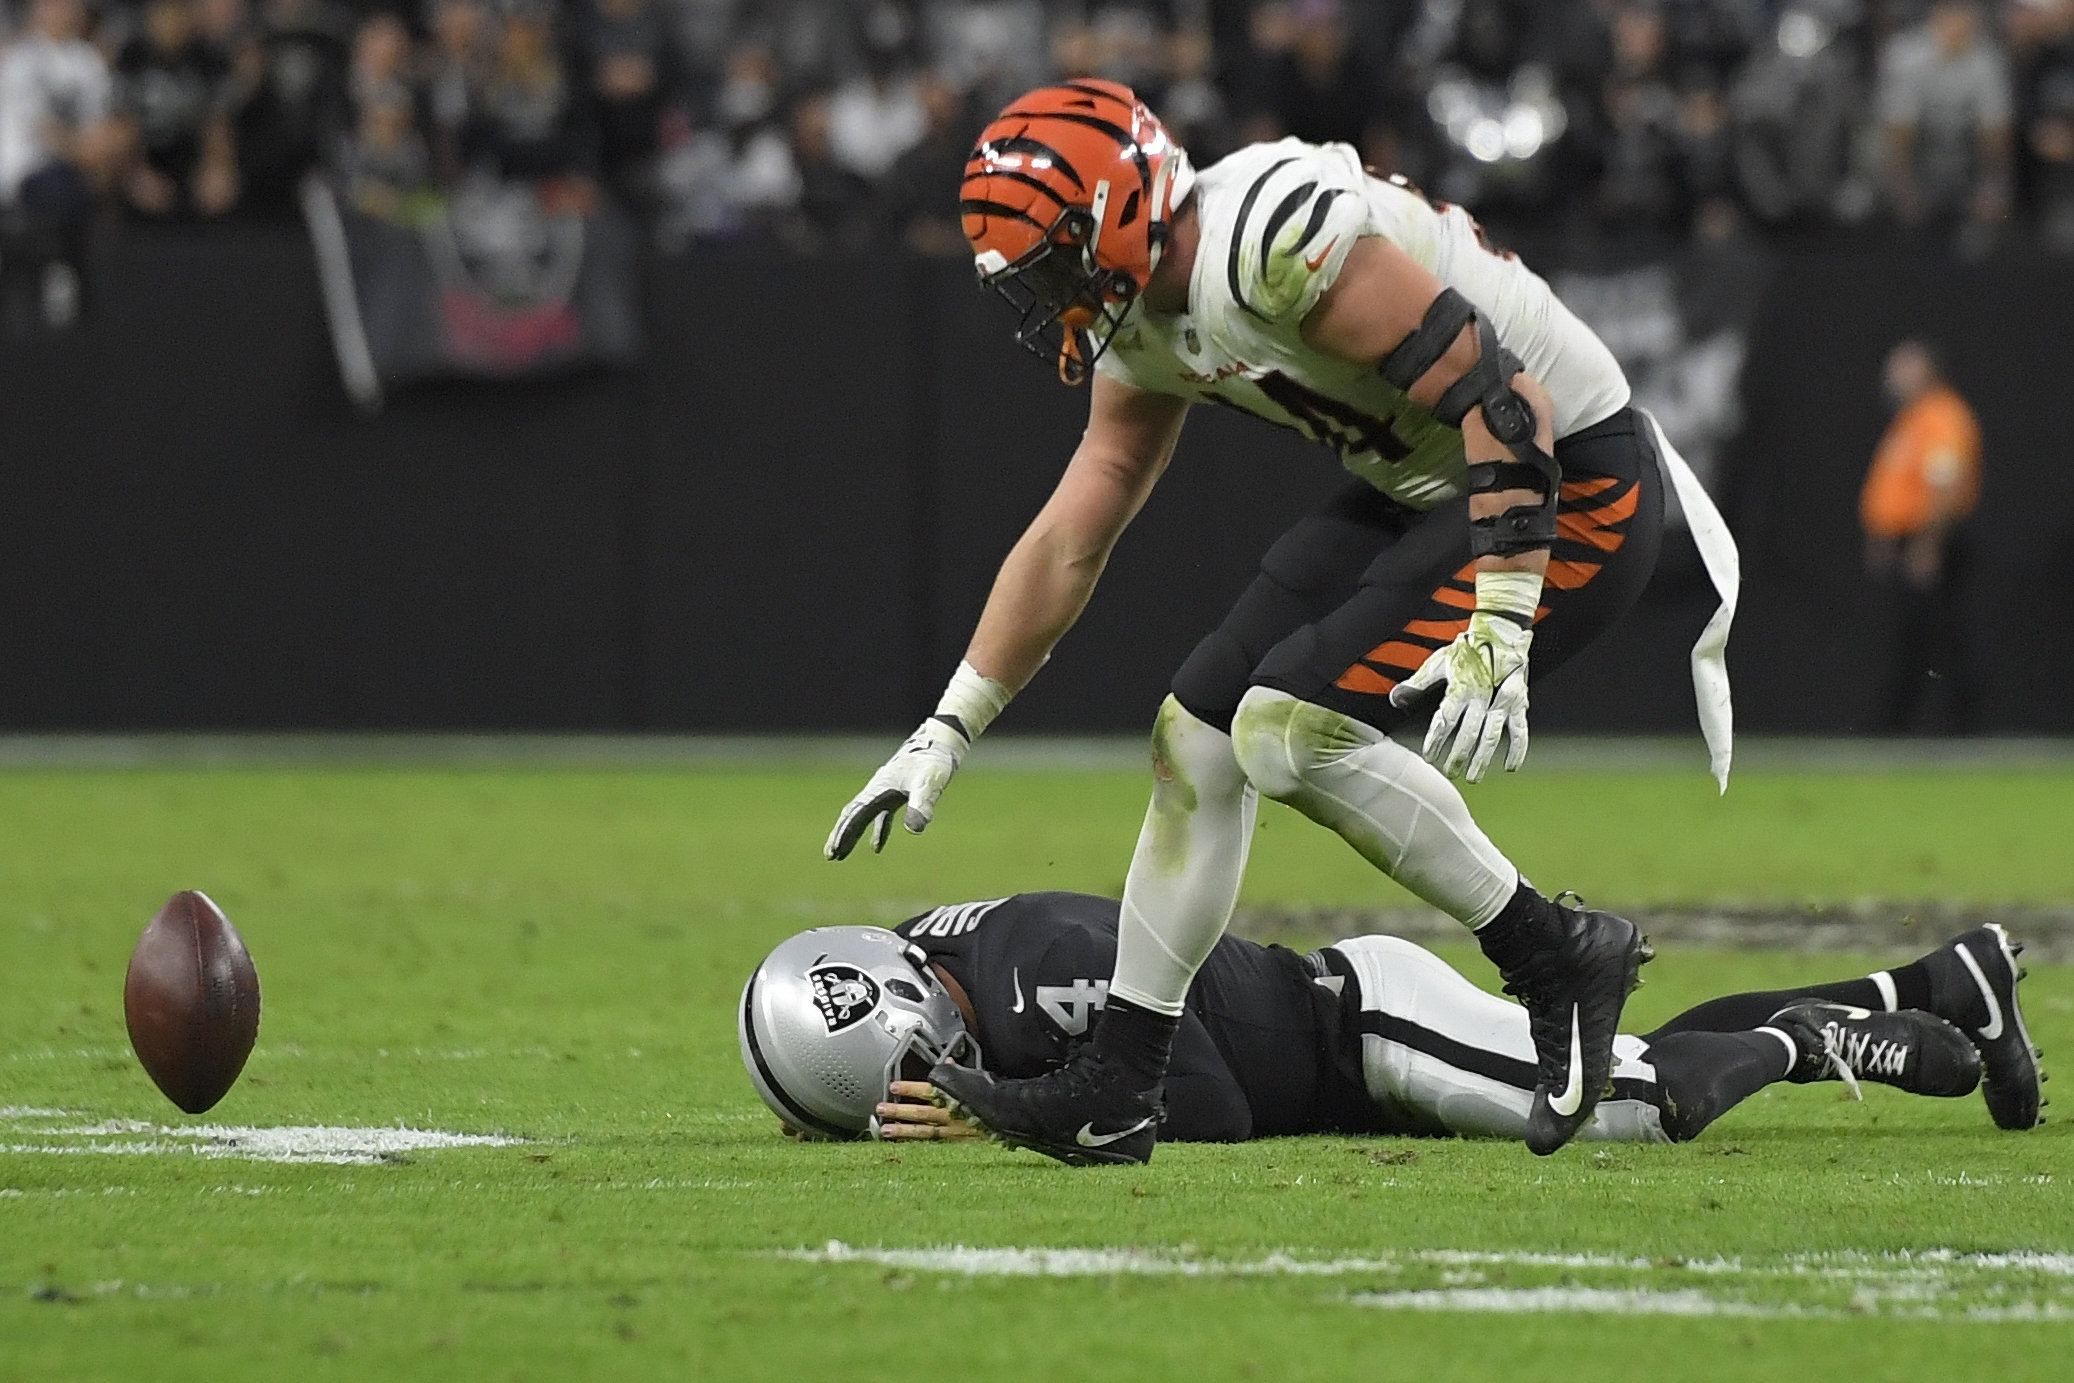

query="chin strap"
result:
[1058,330,1087,385]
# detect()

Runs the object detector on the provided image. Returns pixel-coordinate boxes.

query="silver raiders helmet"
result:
[738,925,979,1140]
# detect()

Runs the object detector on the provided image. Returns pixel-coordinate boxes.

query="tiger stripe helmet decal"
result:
[961,80,1194,384]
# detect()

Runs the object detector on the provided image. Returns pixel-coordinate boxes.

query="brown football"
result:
[123,891,261,1114]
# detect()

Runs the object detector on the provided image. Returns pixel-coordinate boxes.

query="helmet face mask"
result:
[985,205,1140,385]
[738,926,980,1141]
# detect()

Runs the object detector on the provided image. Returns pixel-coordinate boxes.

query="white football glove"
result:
[824,717,971,859]
[825,661,1012,861]
[1389,571,1541,783]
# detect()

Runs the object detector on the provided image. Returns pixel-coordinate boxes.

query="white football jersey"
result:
[1096,138,1630,511]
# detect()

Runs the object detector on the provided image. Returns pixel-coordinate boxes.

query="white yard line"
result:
[784,1242,2074,1319]
[1349,1287,1791,1317]
[0,1110,530,1166]
[789,1244,1408,1277]
[789,1244,1699,1277]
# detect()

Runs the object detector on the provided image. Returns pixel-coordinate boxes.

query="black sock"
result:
[1474,881,1563,973]
[1646,1030,1793,1142]
[1916,952,1986,1029]
[1093,997,1180,1085]
[1644,960,1936,1041]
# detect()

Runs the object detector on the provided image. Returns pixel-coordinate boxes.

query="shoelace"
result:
[1819,1026,1864,1102]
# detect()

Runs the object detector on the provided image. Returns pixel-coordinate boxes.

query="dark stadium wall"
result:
[0,229,2067,733]
[1728,249,2074,735]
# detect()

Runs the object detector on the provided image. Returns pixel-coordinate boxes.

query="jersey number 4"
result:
[1212,373,1413,466]
[1037,979,1111,1037]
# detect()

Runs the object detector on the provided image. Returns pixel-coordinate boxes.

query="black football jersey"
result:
[895,891,1362,1141]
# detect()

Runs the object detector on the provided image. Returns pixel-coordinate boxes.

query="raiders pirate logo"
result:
[807,963,881,1034]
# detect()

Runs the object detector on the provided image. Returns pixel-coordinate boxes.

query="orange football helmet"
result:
[962,80,1194,384]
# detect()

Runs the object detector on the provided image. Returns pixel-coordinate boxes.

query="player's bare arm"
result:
[825,376,1188,861]
[1300,235,1554,580]
[965,376,1191,690]
[1299,234,1558,780]
[835,84,1686,1164]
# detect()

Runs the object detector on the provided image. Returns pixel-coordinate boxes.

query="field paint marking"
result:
[795,1242,2074,1281]
[1964,1303,2074,1322]
[1350,1287,1789,1317]
[7,1048,133,1063]
[788,1243,2074,1318]
[796,1244,1391,1277]
[1775,1249,2074,1279]
[792,1243,1670,1277]
[1,1121,529,1166]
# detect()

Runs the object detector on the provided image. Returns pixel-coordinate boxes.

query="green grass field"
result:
[4,757,2073,1381]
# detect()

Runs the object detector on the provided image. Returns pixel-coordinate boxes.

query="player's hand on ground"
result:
[1389,611,1534,782]
[824,718,971,860]
[876,1081,983,1140]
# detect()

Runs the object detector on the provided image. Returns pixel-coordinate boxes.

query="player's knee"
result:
[1148,695,1247,805]
[1229,686,1353,802]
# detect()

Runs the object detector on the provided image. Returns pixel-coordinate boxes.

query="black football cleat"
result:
[1920,924,2045,1129]
[929,1048,1160,1167]
[1769,1001,1981,1098]
[1497,899,1652,1156]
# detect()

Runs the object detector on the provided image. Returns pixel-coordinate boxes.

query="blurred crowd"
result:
[5,0,2074,298]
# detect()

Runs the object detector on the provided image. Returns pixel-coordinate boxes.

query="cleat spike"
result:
[2012,940,2026,956]
[2019,967,2029,981]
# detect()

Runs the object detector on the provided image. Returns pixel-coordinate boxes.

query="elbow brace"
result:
[1380,289,1560,557]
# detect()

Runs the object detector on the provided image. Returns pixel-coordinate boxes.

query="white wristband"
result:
[1475,569,1544,620]
[933,660,1013,740]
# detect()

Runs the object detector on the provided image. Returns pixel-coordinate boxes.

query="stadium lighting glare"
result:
[1778,10,1831,59]
[1503,106,1546,161]
[1466,118,1508,164]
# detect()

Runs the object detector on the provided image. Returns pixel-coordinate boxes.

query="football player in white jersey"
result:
[827,80,1682,1163]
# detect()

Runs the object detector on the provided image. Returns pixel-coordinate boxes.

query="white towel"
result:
[1638,408,1739,792]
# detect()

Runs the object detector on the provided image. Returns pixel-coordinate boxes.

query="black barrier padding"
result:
[1730,249,2074,733]
[2,231,635,728]
[1,228,2070,733]
[638,252,921,730]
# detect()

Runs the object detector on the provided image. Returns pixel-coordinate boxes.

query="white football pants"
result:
[1110,691,1520,1018]
[1327,934,1669,1143]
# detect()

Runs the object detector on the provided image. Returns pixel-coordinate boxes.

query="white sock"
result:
[1230,687,1519,928]
[1755,1026,1801,1078]
[1110,698,1259,1017]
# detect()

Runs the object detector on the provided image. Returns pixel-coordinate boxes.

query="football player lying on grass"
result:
[741,893,2043,1156]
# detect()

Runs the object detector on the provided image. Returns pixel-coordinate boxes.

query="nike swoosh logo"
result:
[1303,237,1339,272]
[1954,943,2004,1039]
[1010,967,1024,1014]
[1547,1006,1586,1117]
[1075,1117,1154,1148]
